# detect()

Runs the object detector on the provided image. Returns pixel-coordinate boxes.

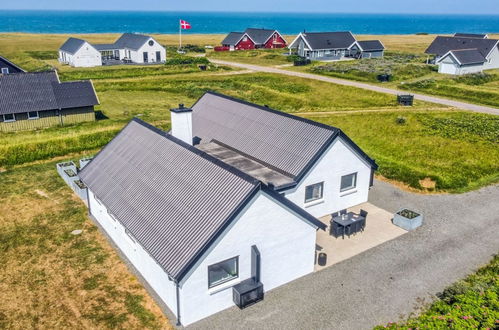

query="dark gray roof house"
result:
[221,32,245,46]
[425,36,499,57]
[59,37,90,55]
[79,117,325,281]
[445,49,487,65]
[98,33,152,51]
[296,31,356,50]
[454,33,488,39]
[357,40,385,52]
[0,71,99,131]
[0,56,26,74]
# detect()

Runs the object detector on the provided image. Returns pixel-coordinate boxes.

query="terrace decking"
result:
[315,202,407,270]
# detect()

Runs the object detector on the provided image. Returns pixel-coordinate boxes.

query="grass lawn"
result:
[0,160,172,329]
[375,254,499,329]
[207,48,291,66]
[304,110,499,192]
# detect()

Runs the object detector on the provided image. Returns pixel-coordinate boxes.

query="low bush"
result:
[395,116,407,125]
[182,44,206,53]
[24,51,58,60]
[454,72,497,85]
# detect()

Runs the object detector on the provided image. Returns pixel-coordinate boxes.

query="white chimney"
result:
[170,104,193,145]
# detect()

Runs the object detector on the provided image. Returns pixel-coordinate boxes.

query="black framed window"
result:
[3,113,15,122]
[305,182,324,203]
[28,111,39,120]
[340,173,357,192]
[208,256,238,288]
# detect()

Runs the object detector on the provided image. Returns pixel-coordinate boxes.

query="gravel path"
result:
[188,179,499,329]
[210,59,499,116]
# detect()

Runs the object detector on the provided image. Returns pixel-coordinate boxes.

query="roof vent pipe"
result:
[170,103,193,145]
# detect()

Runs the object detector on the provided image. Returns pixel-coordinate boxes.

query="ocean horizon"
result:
[0,10,498,35]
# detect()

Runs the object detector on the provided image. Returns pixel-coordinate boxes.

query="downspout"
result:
[175,281,181,326]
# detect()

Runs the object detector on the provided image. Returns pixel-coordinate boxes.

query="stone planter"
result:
[56,161,77,178]
[62,168,79,186]
[393,209,423,231]
[79,157,93,170]
[72,180,88,201]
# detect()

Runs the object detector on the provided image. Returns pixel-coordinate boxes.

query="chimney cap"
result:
[170,103,193,113]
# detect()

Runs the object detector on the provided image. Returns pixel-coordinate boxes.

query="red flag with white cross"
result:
[180,20,191,30]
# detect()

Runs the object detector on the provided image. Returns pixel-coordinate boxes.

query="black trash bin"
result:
[318,252,327,266]
[198,65,207,71]
[397,94,414,106]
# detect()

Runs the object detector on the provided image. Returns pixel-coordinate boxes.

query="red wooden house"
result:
[216,28,287,51]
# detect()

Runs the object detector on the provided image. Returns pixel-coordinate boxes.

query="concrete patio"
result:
[315,202,407,270]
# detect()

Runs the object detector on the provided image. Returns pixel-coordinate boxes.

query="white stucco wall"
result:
[438,55,484,75]
[484,46,499,70]
[178,191,318,326]
[88,189,178,318]
[130,38,166,63]
[63,42,101,67]
[283,137,372,218]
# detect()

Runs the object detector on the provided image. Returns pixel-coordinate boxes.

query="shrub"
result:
[395,116,407,125]
[287,54,302,62]
[183,44,206,53]
[454,72,496,85]
[25,51,58,60]
[164,56,210,66]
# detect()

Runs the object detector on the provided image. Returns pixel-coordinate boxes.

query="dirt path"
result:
[210,59,499,116]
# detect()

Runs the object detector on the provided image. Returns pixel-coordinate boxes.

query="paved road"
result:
[188,179,499,329]
[211,59,499,116]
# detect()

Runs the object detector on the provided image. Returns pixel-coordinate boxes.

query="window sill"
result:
[208,278,240,295]
[340,189,357,197]
[28,118,39,120]
[3,120,15,123]
[304,199,325,208]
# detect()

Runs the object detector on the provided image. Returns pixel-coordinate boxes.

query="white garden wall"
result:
[283,137,372,218]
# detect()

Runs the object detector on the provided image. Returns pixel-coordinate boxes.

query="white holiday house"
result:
[59,33,166,67]
[59,38,102,68]
[425,35,499,75]
[79,92,378,326]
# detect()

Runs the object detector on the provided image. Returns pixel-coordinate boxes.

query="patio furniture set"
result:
[330,209,368,239]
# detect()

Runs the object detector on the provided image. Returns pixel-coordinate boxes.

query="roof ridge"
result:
[202,91,339,132]
[130,118,261,186]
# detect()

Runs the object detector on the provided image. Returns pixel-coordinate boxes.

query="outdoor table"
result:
[331,212,365,238]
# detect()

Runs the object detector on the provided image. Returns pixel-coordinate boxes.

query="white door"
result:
[439,62,458,75]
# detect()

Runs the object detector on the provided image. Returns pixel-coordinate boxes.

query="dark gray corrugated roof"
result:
[0,71,58,115]
[192,92,337,178]
[300,32,356,50]
[93,44,117,51]
[425,36,498,57]
[80,118,324,281]
[113,33,151,50]
[357,40,385,51]
[59,37,88,55]
[0,71,98,115]
[454,33,488,39]
[221,32,244,46]
[0,56,26,73]
[53,81,99,109]
[245,28,276,44]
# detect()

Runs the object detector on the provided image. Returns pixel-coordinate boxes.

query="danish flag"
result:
[180,20,191,30]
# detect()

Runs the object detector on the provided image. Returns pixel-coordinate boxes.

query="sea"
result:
[0,11,498,35]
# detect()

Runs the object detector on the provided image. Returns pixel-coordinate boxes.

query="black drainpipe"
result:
[175,281,181,326]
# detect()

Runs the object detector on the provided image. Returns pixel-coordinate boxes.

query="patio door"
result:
[156,51,161,62]
[114,50,119,59]
[143,52,148,63]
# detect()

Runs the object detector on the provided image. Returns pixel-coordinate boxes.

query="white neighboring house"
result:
[79,92,378,326]
[425,35,499,75]
[59,38,102,68]
[59,33,166,67]
[93,33,166,64]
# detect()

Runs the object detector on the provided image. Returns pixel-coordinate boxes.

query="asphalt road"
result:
[210,59,499,116]
[188,179,499,329]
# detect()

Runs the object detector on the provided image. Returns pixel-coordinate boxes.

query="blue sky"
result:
[1,0,498,14]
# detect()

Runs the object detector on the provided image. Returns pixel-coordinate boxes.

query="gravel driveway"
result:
[188,179,499,329]
[210,59,499,116]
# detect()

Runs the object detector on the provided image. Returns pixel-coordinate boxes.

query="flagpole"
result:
[179,20,182,51]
